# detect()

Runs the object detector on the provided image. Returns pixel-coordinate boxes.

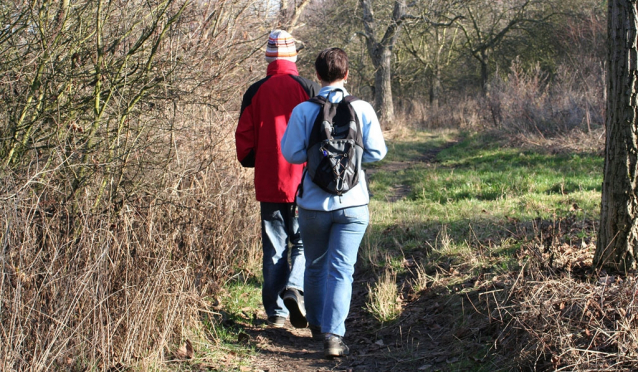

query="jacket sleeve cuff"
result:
[239,149,256,168]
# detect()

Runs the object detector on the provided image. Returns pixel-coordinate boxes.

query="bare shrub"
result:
[484,57,606,153]
[393,49,605,139]
[487,59,605,137]
[396,96,489,130]
[392,58,605,141]
[0,0,271,370]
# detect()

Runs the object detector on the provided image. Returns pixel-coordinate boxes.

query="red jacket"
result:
[236,60,319,203]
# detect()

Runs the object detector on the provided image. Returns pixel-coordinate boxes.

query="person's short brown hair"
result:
[315,48,348,83]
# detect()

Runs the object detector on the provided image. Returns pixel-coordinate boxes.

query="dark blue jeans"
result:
[260,202,305,318]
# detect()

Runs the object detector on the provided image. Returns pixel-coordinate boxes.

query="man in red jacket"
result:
[235,30,319,329]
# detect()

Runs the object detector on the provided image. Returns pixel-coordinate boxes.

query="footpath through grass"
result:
[177,129,604,371]
[363,130,601,279]
[357,130,602,370]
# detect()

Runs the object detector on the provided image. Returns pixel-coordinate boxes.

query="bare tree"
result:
[400,0,461,108]
[360,0,408,128]
[594,0,638,271]
[457,0,551,94]
[279,0,313,32]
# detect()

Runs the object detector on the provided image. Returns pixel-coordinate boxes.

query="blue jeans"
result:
[261,202,305,318]
[298,205,369,336]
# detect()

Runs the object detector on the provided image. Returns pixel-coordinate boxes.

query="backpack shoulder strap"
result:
[339,94,364,147]
[342,95,360,104]
[307,95,329,147]
[308,95,326,105]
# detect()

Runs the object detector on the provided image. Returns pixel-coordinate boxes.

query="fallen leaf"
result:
[238,332,250,343]
[418,364,432,370]
[175,339,194,359]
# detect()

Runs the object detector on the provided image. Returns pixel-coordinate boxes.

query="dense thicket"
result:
[0,0,275,369]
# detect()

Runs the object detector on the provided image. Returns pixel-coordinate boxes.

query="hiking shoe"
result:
[309,324,323,340]
[267,316,285,328]
[324,334,349,358]
[282,288,307,328]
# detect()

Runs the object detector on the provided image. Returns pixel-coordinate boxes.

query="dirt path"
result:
[365,138,458,202]
[243,284,443,372]
[243,138,477,372]
[244,279,479,372]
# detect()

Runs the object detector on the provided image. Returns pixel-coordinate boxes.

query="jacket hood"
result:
[267,59,299,76]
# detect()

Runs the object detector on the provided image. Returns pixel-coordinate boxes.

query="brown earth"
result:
[241,280,503,372]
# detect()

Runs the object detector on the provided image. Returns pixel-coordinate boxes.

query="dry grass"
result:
[508,127,605,155]
[0,111,260,371]
[483,222,638,371]
[0,1,271,369]
[366,268,402,324]
[505,274,638,371]
[487,59,605,153]
[395,96,487,131]
[407,262,430,295]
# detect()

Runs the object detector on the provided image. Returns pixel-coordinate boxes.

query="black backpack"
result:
[302,89,364,196]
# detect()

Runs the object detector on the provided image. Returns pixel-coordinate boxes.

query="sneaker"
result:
[324,334,349,358]
[267,316,285,328]
[309,324,323,340]
[282,288,307,328]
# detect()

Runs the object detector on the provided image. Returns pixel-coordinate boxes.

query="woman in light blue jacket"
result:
[281,48,387,358]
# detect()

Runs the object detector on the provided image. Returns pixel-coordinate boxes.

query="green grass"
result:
[429,135,600,200]
[363,129,603,369]
[366,131,601,252]
[219,277,263,323]
[370,132,601,208]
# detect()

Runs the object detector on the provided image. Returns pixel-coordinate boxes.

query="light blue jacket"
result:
[281,86,387,211]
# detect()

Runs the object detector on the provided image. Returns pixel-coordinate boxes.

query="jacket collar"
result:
[266,59,299,76]
[319,86,349,102]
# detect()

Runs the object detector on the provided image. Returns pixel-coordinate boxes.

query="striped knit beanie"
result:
[265,30,297,63]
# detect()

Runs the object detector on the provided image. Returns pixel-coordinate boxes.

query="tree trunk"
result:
[430,35,442,109]
[373,46,394,127]
[428,66,442,110]
[480,51,489,95]
[594,0,638,271]
[360,0,405,130]
[428,70,440,109]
